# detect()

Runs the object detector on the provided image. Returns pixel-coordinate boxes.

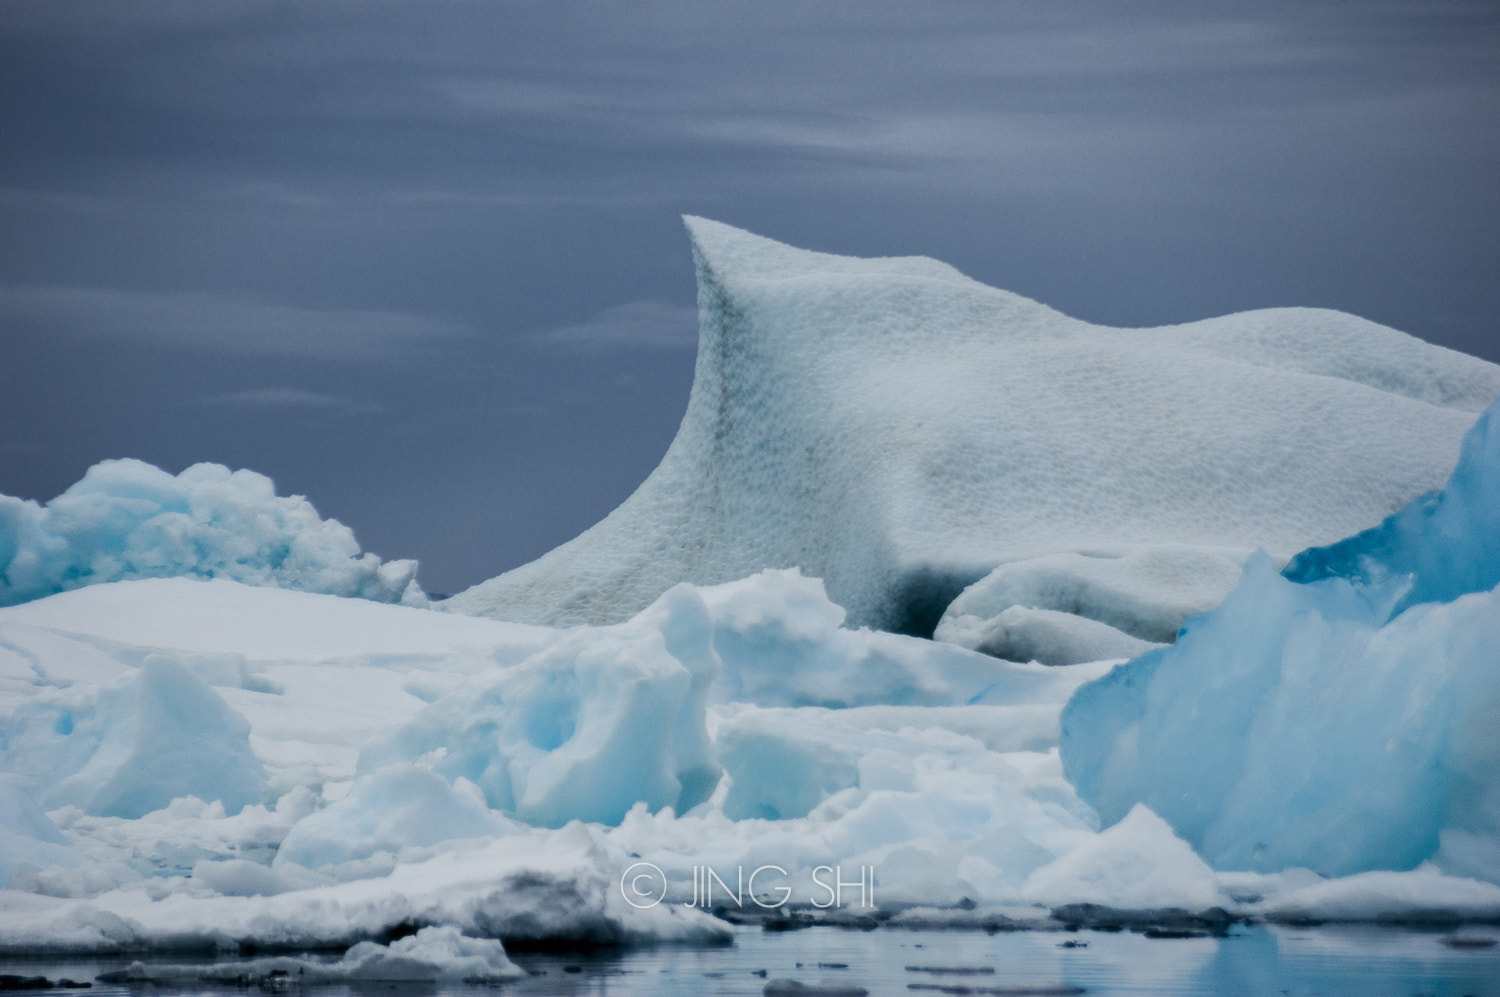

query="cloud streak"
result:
[196,387,383,415]
[0,286,467,359]
[532,301,699,353]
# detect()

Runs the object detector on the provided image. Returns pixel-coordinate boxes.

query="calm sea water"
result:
[5,924,1499,996]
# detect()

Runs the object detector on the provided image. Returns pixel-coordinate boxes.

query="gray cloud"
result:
[532,301,699,353]
[0,286,467,358]
[196,387,382,415]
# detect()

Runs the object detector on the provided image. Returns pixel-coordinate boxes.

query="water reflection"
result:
[3,924,1497,996]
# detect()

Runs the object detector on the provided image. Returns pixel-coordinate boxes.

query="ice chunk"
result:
[1257,866,1500,924]
[609,721,1100,907]
[1021,804,1223,911]
[1283,392,1500,615]
[361,584,721,827]
[937,604,1160,666]
[335,925,525,981]
[3,657,266,818]
[274,765,521,871]
[1062,399,1500,881]
[447,218,1499,633]
[713,702,1092,822]
[189,856,327,897]
[0,823,730,953]
[0,459,421,607]
[704,569,1055,707]
[102,925,525,984]
[936,546,1253,662]
[0,775,79,888]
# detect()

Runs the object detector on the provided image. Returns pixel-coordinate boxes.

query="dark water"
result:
[5,924,1499,997]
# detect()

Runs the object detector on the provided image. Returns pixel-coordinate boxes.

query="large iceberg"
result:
[0,459,422,607]
[446,217,1500,634]
[1061,397,1500,881]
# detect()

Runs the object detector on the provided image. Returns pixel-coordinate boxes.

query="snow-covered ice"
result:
[359,583,723,828]
[447,217,1500,634]
[936,546,1255,663]
[0,459,422,607]
[1062,396,1500,883]
[24,656,266,820]
[4,557,1494,949]
[272,765,521,872]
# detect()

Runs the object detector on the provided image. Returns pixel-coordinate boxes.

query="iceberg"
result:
[1061,398,1500,881]
[0,459,422,607]
[446,217,1499,634]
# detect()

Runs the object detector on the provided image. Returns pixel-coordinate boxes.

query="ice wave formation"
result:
[447,217,1500,637]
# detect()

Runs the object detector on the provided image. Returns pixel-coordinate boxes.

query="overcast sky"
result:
[2,1,1497,596]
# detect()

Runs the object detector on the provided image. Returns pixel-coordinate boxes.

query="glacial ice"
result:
[447,217,1500,634]
[1282,386,1500,615]
[0,459,422,607]
[1061,398,1500,882]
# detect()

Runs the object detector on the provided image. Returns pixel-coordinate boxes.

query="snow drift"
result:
[446,217,1500,634]
[1061,396,1500,882]
[0,459,422,606]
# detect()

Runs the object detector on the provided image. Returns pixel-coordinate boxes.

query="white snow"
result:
[446,217,1500,633]
[0,459,422,607]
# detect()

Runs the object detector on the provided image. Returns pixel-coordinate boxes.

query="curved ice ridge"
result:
[447,217,1500,633]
